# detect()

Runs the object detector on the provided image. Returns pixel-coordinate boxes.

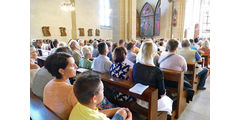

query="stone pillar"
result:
[70,0,77,40]
[112,0,137,42]
[128,0,136,41]
[112,0,119,42]
[172,0,186,41]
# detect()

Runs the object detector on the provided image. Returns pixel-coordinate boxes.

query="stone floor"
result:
[178,76,210,120]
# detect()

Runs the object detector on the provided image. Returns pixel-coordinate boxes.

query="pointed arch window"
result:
[140,2,154,37]
[154,0,161,36]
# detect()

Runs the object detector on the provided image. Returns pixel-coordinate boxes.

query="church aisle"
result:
[178,76,210,120]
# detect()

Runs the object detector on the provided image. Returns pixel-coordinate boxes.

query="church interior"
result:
[29,0,211,120]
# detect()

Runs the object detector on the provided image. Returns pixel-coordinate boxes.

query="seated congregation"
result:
[30,38,210,120]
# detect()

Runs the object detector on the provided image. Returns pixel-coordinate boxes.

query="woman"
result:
[110,47,132,81]
[78,46,92,69]
[109,47,135,102]
[50,39,59,54]
[198,40,210,68]
[43,52,116,120]
[133,40,172,114]
[43,52,78,120]
[199,40,210,55]
[30,45,40,88]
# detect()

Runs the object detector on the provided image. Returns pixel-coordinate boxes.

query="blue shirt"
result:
[190,44,197,51]
[195,51,201,61]
[107,52,113,61]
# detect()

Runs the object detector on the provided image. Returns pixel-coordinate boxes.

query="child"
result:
[69,73,132,120]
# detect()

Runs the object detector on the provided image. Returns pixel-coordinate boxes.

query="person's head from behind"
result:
[126,42,135,52]
[181,40,190,48]
[119,39,125,47]
[106,41,112,52]
[37,40,42,48]
[55,47,72,55]
[112,42,118,52]
[98,42,108,55]
[53,39,59,48]
[59,42,66,47]
[138,40,157,65]
[194,38,199,43]
[73,73,104,107]
[82,46,92,59]
[45,52,78,80]
[166,39,179,52]
[189,39,194,44]
[30,45,38,60]
[69,40,80,51]
[159,41,164,46]
[202,40,210,50]
[113,47,127,63]
[78,39,84,46]
[93,41,98,48]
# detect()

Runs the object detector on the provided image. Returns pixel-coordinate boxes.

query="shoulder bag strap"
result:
[159,54,175,65]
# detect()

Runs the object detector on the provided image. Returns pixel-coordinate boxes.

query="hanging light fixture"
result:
[60,0,75,11]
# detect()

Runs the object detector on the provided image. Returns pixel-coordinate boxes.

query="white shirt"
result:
[158,52,187,72]
[91,55,112,74]
[126,50,136,63]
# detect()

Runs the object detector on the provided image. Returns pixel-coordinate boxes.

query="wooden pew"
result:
[30,91,62,120]
[201,54,210,68]
[83,69,187,120]
[86,71,167,120]
[161,69,187,119]
[187,62,199,93]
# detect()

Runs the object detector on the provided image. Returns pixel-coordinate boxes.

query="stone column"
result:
[70,0,77,40]
[112,0,137,42]
[128,0,137,41]
[112,0,119,42]
[172,0,186,41]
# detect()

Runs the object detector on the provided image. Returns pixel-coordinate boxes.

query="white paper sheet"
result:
[136,95,173,115]
[129,83,149,95]
[77,68,89,73]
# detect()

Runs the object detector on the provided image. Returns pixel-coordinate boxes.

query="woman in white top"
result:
[30,45,40,88]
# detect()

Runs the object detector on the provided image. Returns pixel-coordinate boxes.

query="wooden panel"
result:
[161,69,187,119]
[187,62,199,93]
[30,91,62,120]
[87,71,166,120]
[202,54,210,68]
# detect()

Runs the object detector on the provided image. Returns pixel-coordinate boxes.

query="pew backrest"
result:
[87,71,165,120]
[30,91,62,120]
[187,62,199,92]
[161,69,187,119]
[202,54,210,68]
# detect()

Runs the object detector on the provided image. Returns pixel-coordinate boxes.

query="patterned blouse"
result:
[109,62,135,102]
[110,63,130,80]
[78,58,92,70]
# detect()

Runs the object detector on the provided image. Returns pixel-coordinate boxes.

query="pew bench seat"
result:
[30,91,62,120]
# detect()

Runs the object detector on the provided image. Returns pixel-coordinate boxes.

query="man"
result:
[177,40,209,90]
[126,42,136,63]
[92,41,99,57]
[77,39,84,57]
[159,39,194,102]
[69,40,82,66]
[119,39,125,47]
[91,42,112,74]
[158,39,187,72]
[106,41,113,61]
